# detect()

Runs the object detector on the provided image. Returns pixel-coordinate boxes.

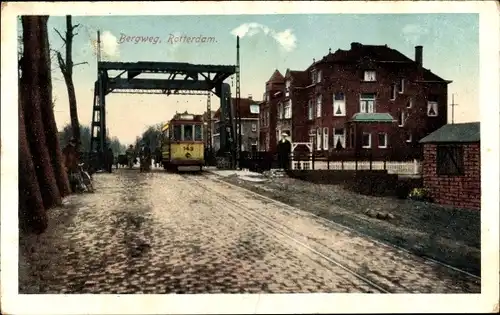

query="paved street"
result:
[19,168,480,294]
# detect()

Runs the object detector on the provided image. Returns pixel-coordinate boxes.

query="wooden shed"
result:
[419,122,480,210]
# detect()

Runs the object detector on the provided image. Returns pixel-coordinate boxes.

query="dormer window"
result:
[311,70,318,84]
[363,70,376,82]
[285,80,291,97]
[317,70,322,83]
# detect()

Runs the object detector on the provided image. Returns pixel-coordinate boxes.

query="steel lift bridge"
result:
[89,60,241,170]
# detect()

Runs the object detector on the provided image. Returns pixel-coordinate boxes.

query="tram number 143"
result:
[183,145,194,151]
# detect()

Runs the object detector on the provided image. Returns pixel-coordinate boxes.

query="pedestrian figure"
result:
[154,147,162,168]
[126,145,135,169]
[62,138,80,193]
[140,142,152,172]
[106,147,114,173]
[277,132,291,170]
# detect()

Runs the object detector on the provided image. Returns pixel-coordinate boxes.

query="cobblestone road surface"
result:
[18,168,480,294]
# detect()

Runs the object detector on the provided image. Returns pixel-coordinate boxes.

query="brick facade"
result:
[422,143,481,210]
[260,43,450,159]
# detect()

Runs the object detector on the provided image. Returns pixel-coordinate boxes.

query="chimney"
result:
[351,42,362,50]
[415,45,423,66]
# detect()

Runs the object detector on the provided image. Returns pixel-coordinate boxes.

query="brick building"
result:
[419,122,480,210]
[260,43,451,159]
[213,97,260,152]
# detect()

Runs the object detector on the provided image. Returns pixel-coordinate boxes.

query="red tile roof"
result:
[213,97,260,120]
[266,69,285,83]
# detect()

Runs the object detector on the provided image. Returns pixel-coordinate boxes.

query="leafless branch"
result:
[53,28,66,43]
[73,61,88,67]
[72,23,81,31]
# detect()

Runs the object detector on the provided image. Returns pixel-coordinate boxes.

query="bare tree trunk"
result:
[21,16,62,209]
[38,15,71,197]
[19,66,47,235]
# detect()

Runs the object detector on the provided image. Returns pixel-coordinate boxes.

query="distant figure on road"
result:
[62,138,79,193]
[154,147,162,168]
[126,145,135,169]
[140,142,152,172]
[277,133,291,170]
[106,147,114,173]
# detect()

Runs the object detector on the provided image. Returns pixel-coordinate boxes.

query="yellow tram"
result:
[160,112,205,172]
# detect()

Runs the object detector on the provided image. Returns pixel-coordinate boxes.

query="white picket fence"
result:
[291,159,422,175]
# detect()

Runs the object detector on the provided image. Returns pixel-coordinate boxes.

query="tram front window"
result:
[194,125,203,141]
[184,125,193,141]
[173,125,182,141]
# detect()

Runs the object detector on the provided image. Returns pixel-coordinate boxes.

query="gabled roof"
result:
[351,113,396,123]
[420,122,480,143]
[213,97,261,120]
[266,69,285,83]
[285,68,309,87]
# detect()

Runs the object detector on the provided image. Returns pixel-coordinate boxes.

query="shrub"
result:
[408,187,433,202]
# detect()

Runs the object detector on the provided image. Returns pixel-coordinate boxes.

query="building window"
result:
[333,92,346,116]
[363,70,376,82]
[251,123,257,132]
[308,100,314,120]
[362,132,371,148]
[323,127,329,150]
[390,84,397,100]
[278,103,284,119]
[407,98,413,108]
[398,79,405,93]
[378,132,388,148]
[311,70,318,84]
[359,93,375,113]
[266,111,270,127]
[333,128,346,149]
[317,70,322,83]
[427,101,438,117]
[398,110,406,127]
[316,95,322,117]
[316,128,321,150]
[284,100,292,119]
[437,145,464,176]
[406,132,412,143]
[236,123,244,135]
[285,80,291,97]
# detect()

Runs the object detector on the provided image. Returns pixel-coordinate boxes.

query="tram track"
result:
[180,172,481,293]
[205,173,481,282]
[181,173,393,293]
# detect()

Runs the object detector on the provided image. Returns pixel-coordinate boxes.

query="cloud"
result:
[90,30,120,60]
[401,24,429,45]
[230,23,297,52]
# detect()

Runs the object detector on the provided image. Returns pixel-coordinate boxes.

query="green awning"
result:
[351,113,396,123]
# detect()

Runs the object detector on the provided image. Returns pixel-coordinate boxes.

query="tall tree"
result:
[54,15,87,150]
[39,16,71,197]
[18,61,47,235]
[21,16,62,209]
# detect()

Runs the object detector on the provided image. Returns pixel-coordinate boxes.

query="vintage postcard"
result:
[2,1,499,314]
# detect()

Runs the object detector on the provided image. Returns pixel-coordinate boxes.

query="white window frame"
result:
[236,123,244,136]
[362,132,372,149]
[398,110,406,127]
[279,103,284,119]
[406,132,413,143]
[284,100,292,119]
[363,70,376,82]
[323,127,329,150]
[333,128,346,149]
[427,101,438,117]
[398,79,405,93]
[377,132,388,149]
[316,128,321,150]
[285,80,291,97]
[311,70,318,84]
[251,123,257,132]
[407,98,413,108]
[316,95,322,117]
[317,69,322,83]
[308,100,314,120]
[390,84,397,100]
[333,92,346,117]
[359,93,375,113]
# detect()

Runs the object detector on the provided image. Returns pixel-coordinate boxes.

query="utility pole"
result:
[235,35,241,169]
[450,93,458,124]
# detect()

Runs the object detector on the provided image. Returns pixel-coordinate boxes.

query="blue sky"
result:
[27,14,478,144]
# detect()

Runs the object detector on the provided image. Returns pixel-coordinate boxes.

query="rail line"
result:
[204,172,481,282]
[180,173,392,293]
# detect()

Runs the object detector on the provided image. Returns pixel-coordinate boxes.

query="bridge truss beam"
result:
[90,59,239,170]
